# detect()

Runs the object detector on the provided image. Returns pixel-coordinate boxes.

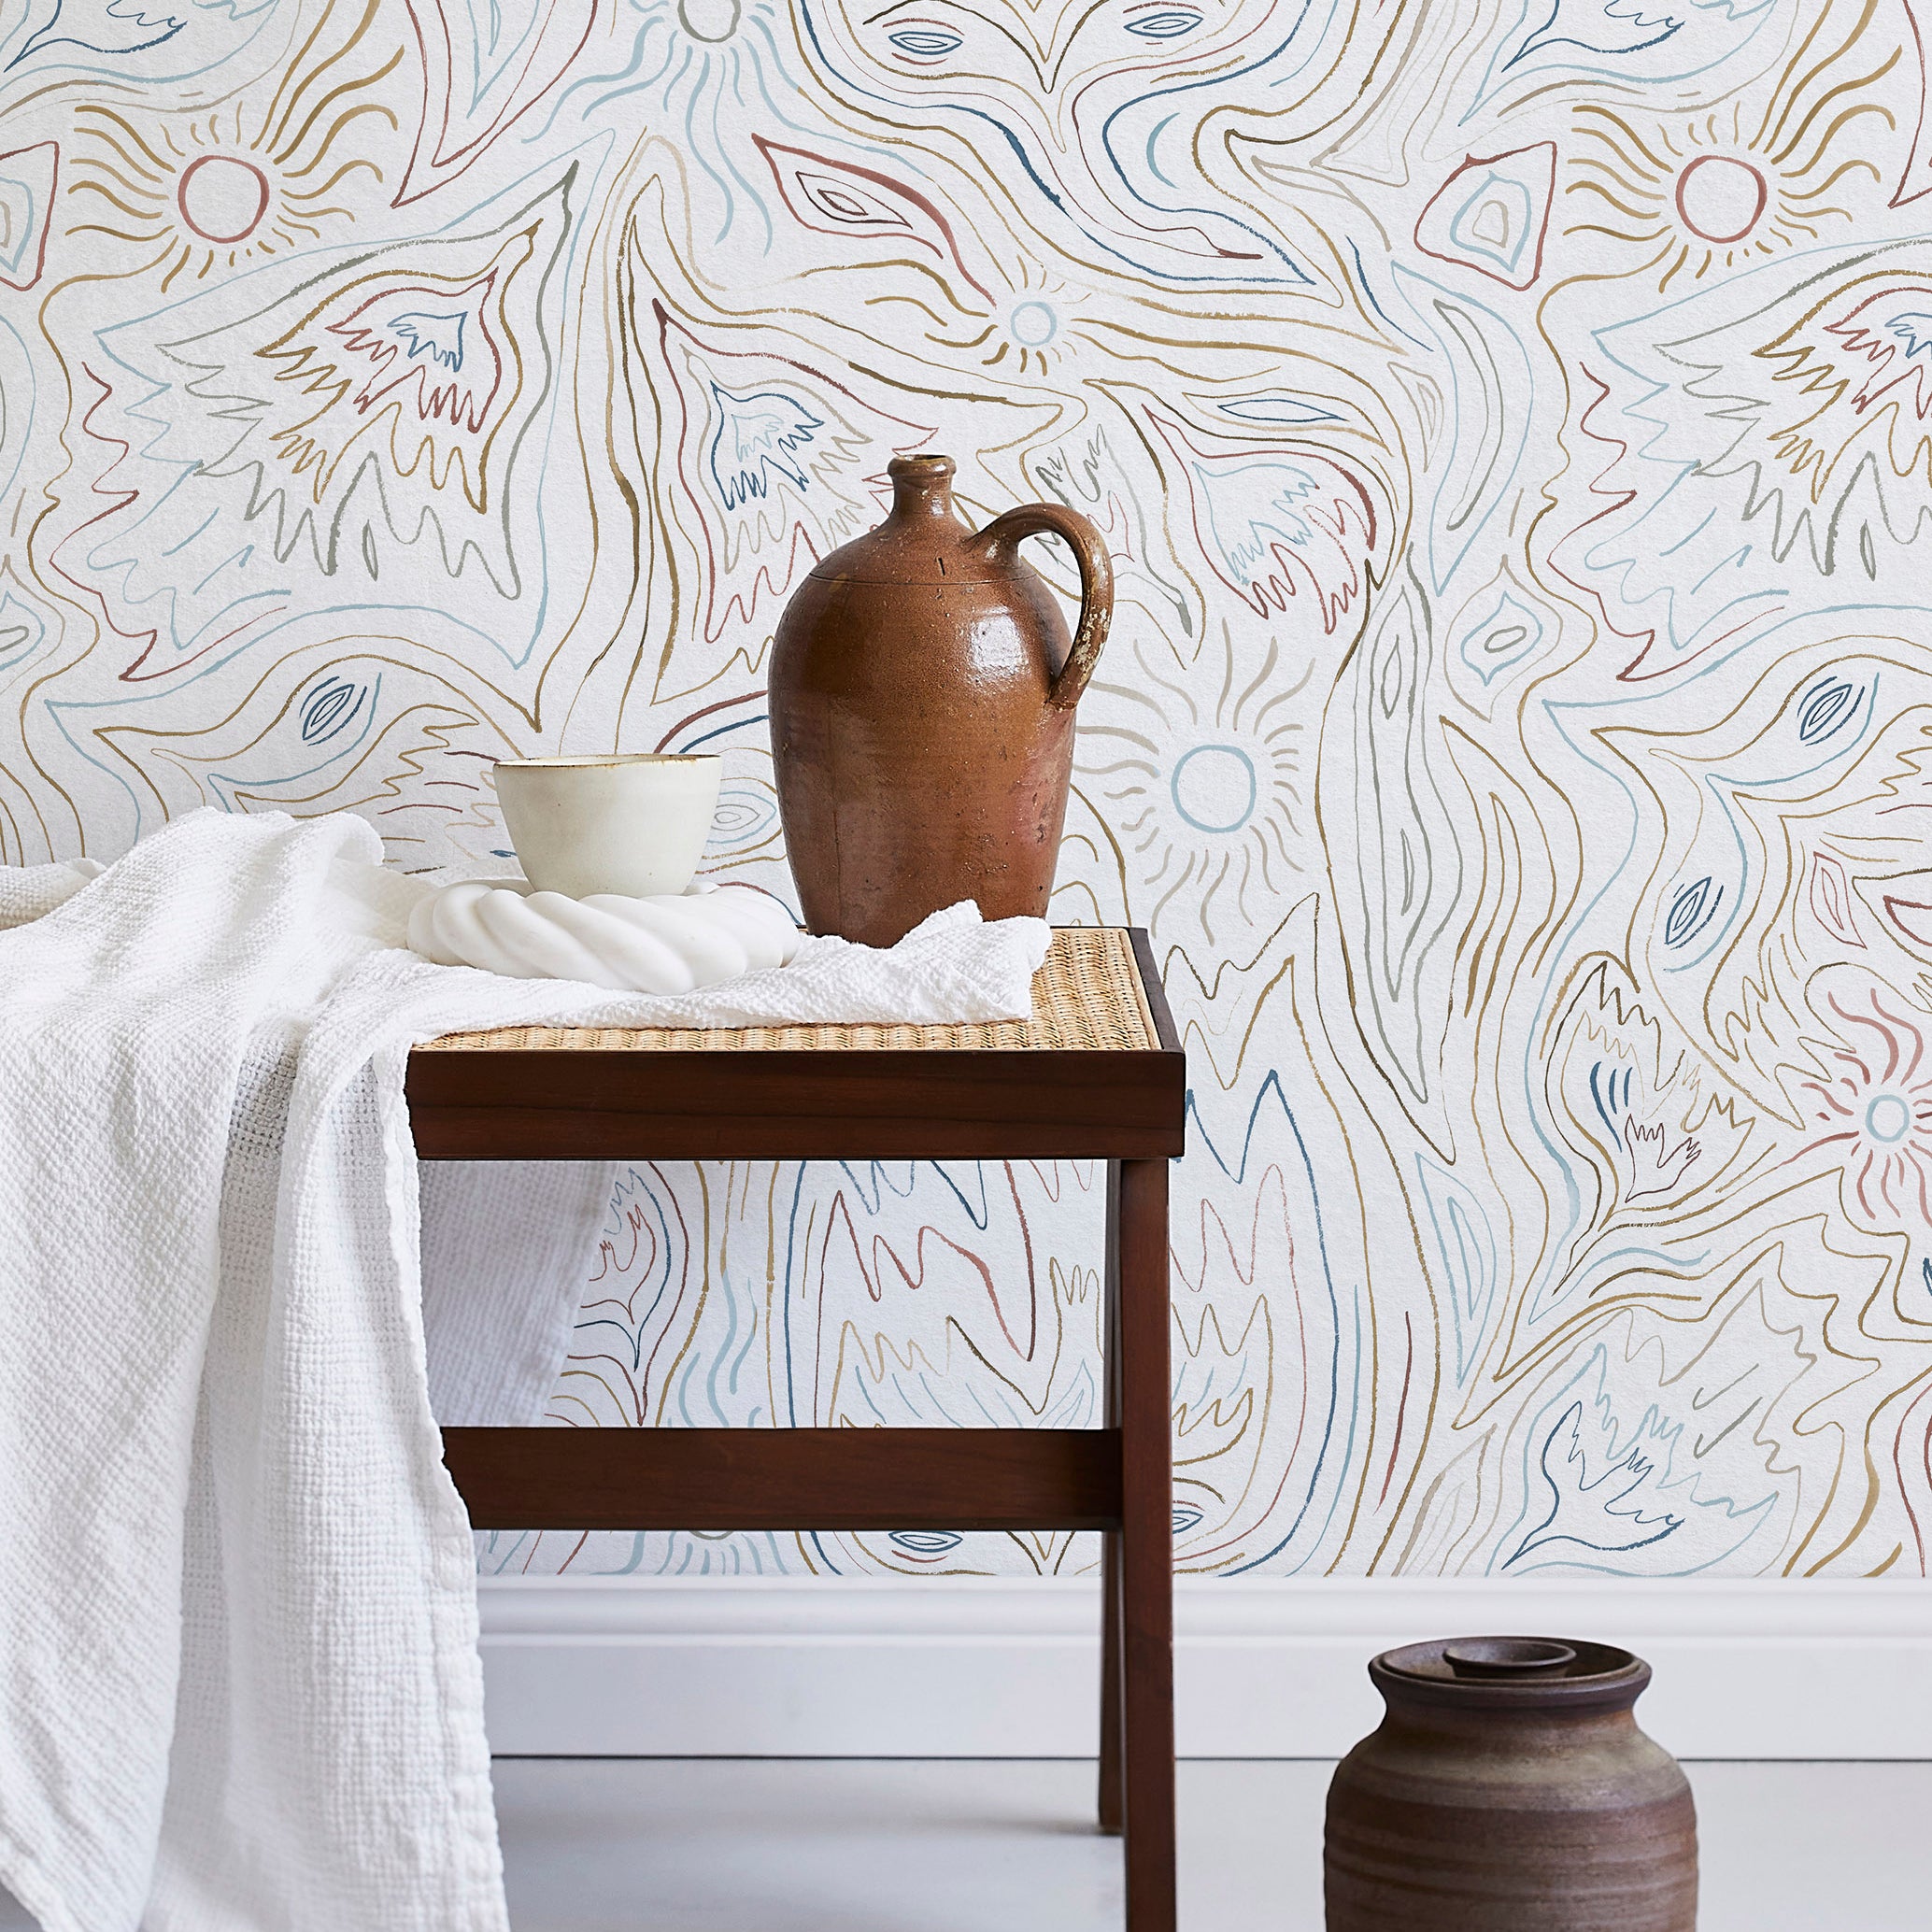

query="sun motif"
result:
[1073,618,1312,941]
[980,267,1085,377]
[1561,7,1894,293]
[64,8,396,292]
[1797,982,1932,1231]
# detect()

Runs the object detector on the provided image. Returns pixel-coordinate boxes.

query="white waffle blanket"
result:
[0,809,1048,1932]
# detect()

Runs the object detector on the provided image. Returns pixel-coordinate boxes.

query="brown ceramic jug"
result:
[767,453,1113,945]
[1325,1636,1698,1932]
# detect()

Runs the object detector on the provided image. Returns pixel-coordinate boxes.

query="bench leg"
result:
[1115,1157,1174,1932]
[1100,1154,1125,1836]
[1100,1529,1123,1834]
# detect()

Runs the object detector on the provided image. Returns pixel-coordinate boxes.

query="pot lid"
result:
[1371,1634,1651,1711]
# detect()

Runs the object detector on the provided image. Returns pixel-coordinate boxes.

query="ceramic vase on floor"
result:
[767,452,1113,946]
[1324,1636,1698,1932]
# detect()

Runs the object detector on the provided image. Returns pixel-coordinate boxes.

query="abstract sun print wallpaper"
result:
[2,0,1932,1584]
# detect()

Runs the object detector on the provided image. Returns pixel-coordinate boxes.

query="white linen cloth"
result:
[0,809,1048,1932]
[470,889,1051,1027]
[418,1160,614,1428]
[1,859,616,1429]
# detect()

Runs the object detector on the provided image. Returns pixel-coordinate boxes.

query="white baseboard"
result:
[477,1576,1932,1761]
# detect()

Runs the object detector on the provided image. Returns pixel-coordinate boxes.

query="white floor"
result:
[4,1757,1927,1928]
[493,1758,1929,1931]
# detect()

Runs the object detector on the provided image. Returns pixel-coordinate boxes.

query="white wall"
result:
[479,1578,1932,1760]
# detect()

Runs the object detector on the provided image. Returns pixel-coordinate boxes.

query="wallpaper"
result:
[5,0,1932,1582]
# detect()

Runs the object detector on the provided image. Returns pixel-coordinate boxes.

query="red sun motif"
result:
[1798,985,1932,1229]
[1672,154,1767,244]
[177,154,271,244]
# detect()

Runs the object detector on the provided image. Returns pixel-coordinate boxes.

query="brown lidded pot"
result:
[1325,1636,1697,1932]
[767,452,1113,946]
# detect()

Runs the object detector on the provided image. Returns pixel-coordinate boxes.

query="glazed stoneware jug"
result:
[1325,1636,1697,1932]
[767,452,1113,945]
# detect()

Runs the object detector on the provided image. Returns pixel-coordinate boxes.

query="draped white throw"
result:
[0,810,1048,1932]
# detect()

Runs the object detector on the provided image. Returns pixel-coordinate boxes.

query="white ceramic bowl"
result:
[493,754,722,899]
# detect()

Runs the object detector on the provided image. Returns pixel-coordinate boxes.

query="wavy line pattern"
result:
[5,0,1932,1584]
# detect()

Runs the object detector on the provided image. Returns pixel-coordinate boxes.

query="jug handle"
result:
[970,503,1115,711]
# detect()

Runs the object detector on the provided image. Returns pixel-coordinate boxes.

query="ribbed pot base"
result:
[1325,1790,1698,1930]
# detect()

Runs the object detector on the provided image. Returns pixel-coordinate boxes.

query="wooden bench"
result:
[408,927,1186,1931]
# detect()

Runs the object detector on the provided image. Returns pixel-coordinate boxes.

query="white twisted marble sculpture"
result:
[406,877,802,993]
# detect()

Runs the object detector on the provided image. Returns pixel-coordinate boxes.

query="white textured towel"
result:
[0,810,1049,1932]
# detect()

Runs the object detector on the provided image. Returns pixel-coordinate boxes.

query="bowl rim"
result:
[492,753,723,770]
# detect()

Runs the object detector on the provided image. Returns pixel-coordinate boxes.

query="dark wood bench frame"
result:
[408,930,1186,1932]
